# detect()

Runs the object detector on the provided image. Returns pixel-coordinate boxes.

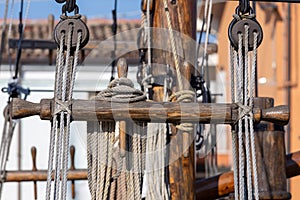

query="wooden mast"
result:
[151,0,197,199]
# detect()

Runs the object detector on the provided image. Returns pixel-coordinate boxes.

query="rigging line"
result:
[162,0,183,91]
[237,32,245,200]
[244,24,254,199]
[110,0,117,81]
[13,0,24,80]
[196,0,210,76]
[250,31,259,200]
[146,0,151,68]
[200,0,213,78]
[23,0,32,32]
[230,46,239,200]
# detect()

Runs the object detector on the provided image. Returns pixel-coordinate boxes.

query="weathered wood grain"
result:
[195,150,300,199]
[11,98,290,125]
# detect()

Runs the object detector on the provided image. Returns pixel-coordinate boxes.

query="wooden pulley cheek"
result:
[228,18,263,51]
[54,17,89,50]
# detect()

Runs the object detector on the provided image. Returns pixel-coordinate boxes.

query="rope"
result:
[162,0,183,91]
[229,17,261,200]
[230,45,239,199]
[0,105,16,199]
[45,19,82,200]
[250,32,259,200]
[244,24,254,199]
[87,76,146,200]
[96,77,146,103]
[146,0,151,69]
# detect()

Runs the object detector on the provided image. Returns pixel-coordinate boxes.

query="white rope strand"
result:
[237,33,245,200]
[244,24,253,200]
[250,31,260,200]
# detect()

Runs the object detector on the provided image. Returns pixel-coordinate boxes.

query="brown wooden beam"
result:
[2,150,300,186]
[195,150,300,199]
[5,169,87,182]
[10,98,289,125]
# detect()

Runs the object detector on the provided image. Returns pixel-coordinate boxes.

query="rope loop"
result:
[169,90,195,132]
[96,77,147,103]
[168,90,195,102]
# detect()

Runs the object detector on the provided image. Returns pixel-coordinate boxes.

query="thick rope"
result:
[250,32,260,200]
[244,25,254,199]
[46,21,81,200]
[46,33,64,200]
[230,20,261,200]
[230,46,239,200]
[87,77,146,200]
[162,0,183,91]
[237,33,245,200]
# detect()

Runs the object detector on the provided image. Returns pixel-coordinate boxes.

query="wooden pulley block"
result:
[228,15,263,51]
[54,15,89,50]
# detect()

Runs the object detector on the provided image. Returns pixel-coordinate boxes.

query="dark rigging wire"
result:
[110,0,118,81]
[14,0,25,80]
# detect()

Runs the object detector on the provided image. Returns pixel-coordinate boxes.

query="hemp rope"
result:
[230,45,239,200]
[230,21,260,200]
[87,77,146,200]
[45,21,82,200]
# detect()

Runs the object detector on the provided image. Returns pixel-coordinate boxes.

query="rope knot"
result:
[96,77,147,103]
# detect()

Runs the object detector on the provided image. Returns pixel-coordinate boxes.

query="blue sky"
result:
[0,0,141,19]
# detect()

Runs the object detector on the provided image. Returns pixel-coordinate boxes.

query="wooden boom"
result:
[10,98,289,125]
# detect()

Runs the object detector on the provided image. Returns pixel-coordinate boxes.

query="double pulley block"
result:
[53,0,89,50]
[228,5,263,50]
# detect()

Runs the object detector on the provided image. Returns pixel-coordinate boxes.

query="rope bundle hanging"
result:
[45,1,89,199]
[228,1,263,199]
[87,58,147,200]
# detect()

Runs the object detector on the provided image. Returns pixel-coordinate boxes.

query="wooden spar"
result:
[4,169,87,182]
[10,98,289,125]
[2,149,300,183]
[195,150,300,199]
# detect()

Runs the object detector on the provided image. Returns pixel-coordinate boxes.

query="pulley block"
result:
[228,17,263,51]
[54,15,89,50]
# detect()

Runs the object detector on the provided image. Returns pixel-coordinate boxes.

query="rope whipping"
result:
[46,2,88,198]
[228,2,262,199]
[87,75,147,200]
